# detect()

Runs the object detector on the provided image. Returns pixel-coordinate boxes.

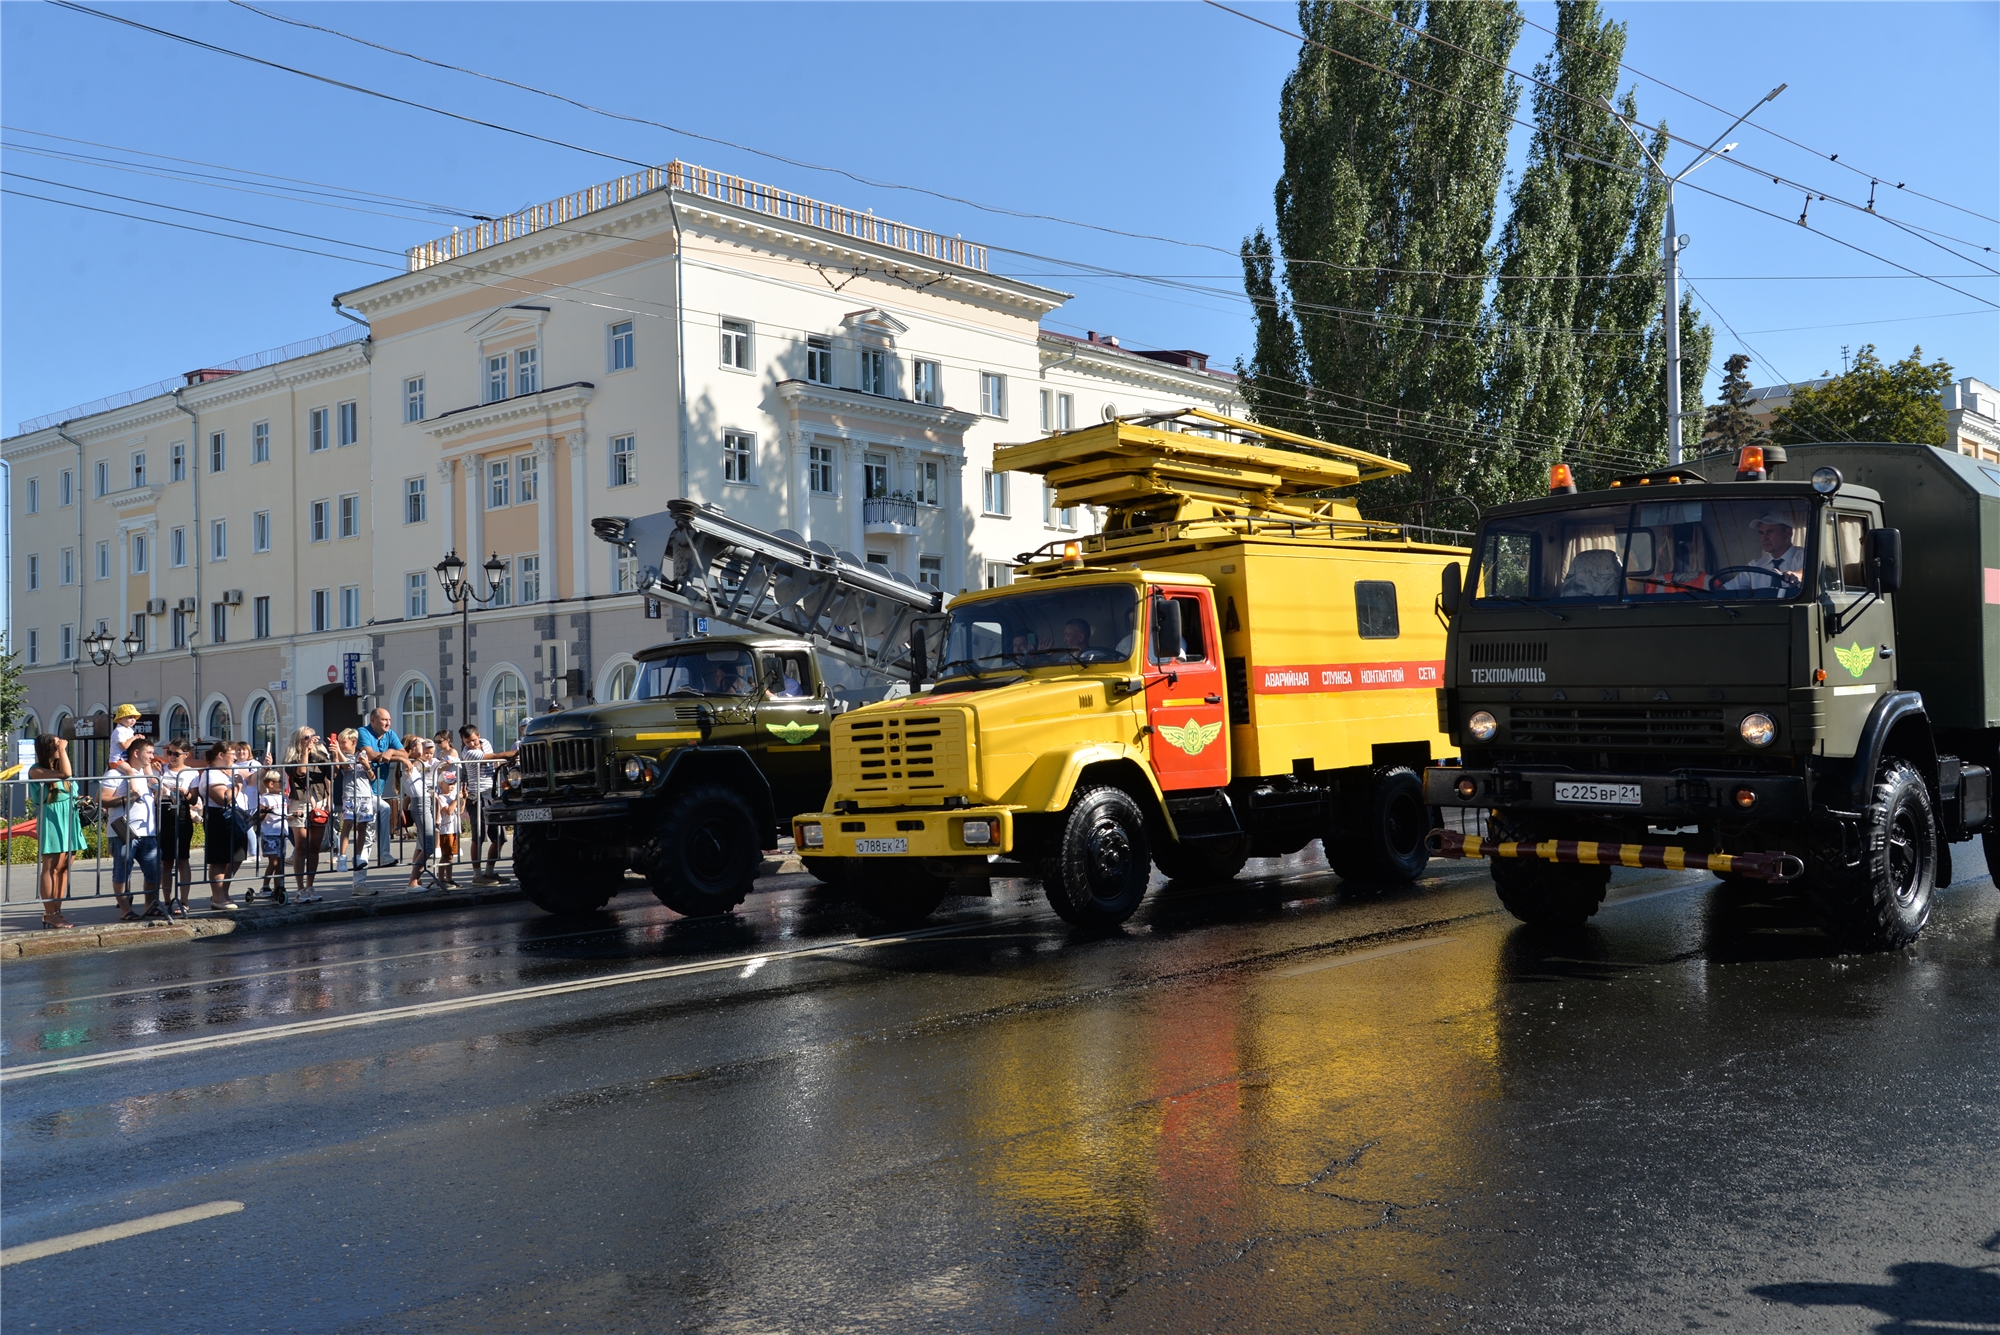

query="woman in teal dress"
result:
[32,733,87,929]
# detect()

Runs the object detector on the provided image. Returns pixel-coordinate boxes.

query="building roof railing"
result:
[404,160,987,274]
[14,327,367,437]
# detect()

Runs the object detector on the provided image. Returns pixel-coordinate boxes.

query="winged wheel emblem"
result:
[764,721,821,745]
[1833,642,1875,679]
[1156,716,1222,757]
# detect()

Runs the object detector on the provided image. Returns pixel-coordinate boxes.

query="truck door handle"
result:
[1204,693,1221,704]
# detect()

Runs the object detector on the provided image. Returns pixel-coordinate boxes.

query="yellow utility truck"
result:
[795,410,1467,926]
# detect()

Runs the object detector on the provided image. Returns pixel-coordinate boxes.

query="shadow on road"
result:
[1750,1261,2000,1332]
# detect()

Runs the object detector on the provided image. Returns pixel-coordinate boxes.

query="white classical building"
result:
[6,162,1241,754]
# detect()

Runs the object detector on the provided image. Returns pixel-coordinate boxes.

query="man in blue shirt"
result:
[357,706,409,868]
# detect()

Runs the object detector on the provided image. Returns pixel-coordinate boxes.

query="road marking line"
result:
[1278,936,1452,977]
[1,1201,243,1266]
[0,922,993,1083]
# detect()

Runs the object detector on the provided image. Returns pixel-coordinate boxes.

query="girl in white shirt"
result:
[255,769,290,903]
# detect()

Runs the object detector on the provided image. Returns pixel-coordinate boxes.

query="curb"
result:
[3,918,238,960]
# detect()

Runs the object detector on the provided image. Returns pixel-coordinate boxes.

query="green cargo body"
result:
[1784,444,2000,731]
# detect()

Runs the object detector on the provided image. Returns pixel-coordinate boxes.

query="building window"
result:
[514,349,538,397]
[489,670,529,750]
[25,477,38,513]
[918,555,942,590]
[858,348,887,396]
[249,699,277,759]
[400,679,436,741]
[309,407,329,452]
[26,629,39,665]
[211,519,227,561]
[59,469,74,506]
[1044,482,1075,530]
[1041,389,1075,432]
[518,553,542,603]
[27,554,40,591]
[170,443,185,483]
[311,499,330,543]
[864,452,889,499]
[206,699,231,741]
[209,431,226,473]
[866,550,890,569]
[61,547,75,585]
[980,372,1006,417]
[166,704,189,743]
[724,430,754,484]
[253,511,271,552]
[130,613,147,651]
[61,625,75,662]
[985,561,1013,589]
[131,533,148,574]
[610,435,636,487]
[404,376,426,422]
[340,585,361,629]
[338,401,359,446]
[95,540,110,580]
[614,552,637,593]
[809,444,836,495]
[252,421,270,463]
[171,609,189,648]
[609,322,634,372]
[169,528,185,568]
[913,359,940,406]
[806,335,833,385]
[489,557,514,608]
[720,318,751,370]
[516,453,539,504]
[253,596,272,640]
[211,602,228,645]
[95,459,109,496]
[404,476,426,524]
[407,571,429,619]
[982,469,1008,517]
[311,589,332,632]
[131,451,147,488]
[1355,581,1400,639]
[488,458,511,509]
[604,662,639,701]
[487,354,509,403]
[917,459,940,506]
[339,493,360,538]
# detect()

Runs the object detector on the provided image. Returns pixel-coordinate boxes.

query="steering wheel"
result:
[1708,565,1794,589]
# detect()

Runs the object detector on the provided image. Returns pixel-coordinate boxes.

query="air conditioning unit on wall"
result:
[145,598,168,616]
[221,589,244,606]
[176,596,197,614]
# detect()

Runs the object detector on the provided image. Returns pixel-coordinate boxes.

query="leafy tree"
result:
[1701,352,1766,456]
[1769,344,1953,446]
[0,634,26,745]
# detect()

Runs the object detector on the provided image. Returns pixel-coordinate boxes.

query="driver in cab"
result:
[1063,618,1092,654]
[1720,512,1804,592]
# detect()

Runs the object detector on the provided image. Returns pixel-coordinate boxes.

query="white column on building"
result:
[896,444,919,573]
[436,458,457,557]
[464,452,484,564]
[567,431,590,598]
[791,429,812,538]
[116,518,131,645]
[533,436,556,603]
[143,517,159,648]
[846,440,866,558]
[944,455,966,593]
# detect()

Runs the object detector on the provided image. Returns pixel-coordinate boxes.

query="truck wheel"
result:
[515,828,618,915]
[643,784,762,918]
[851,864,950,926]
[1324,767,1431,884]
[1042,785,1153,927]
[1151,836,1249,885]
[1486,820,1609,927]
[1813,758,1936,950]
[801,856,851,889]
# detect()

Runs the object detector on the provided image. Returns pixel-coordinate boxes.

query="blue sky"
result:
[2,1,1994,436]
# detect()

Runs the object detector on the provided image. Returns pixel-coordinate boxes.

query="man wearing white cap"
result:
[1723,511,1805,593]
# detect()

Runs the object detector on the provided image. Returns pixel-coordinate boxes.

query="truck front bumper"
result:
[484,797,635,826]
[1424,767,1808,822]
[794,806,1021,859]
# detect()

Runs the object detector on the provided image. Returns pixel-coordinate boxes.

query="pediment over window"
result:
[466,305,550,342]
[842,307,909,339]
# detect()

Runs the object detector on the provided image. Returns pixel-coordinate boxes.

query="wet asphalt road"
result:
[3,847,1997,1334]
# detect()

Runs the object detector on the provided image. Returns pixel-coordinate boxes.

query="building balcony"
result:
[863,496,920,535]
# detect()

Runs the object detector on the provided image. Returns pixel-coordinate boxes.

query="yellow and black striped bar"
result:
[1428,829,1803,882]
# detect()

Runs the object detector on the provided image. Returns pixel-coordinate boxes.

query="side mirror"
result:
[1150,595,1183,662]
[1440,562,1463,618]
[908,625,928,686]
[695,703,714,740]
[1867,527,1902,594]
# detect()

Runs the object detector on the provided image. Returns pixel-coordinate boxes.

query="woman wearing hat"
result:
[109,703,143,768]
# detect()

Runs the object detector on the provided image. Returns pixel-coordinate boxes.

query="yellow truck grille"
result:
[836,710,971,801]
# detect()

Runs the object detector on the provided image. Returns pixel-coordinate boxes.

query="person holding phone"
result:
[30,734,87,929]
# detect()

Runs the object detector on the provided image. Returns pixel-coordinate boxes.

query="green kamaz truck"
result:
[1427,442,1995,950]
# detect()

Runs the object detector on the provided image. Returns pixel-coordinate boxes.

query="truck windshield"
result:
[631,646,759,699]
[938,583,1140,678]
[1474,497,1814,604]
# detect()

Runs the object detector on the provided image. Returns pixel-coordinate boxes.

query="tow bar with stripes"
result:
[1427,829,1804,882]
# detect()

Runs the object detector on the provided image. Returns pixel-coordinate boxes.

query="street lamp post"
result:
[433,550,507,733]
[82,625,144,717]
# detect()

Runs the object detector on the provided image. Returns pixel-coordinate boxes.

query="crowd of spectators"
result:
[26,703,514,929]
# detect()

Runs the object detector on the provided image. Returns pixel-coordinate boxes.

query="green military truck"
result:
[1427,442,1995,950]
[488,635,839,916]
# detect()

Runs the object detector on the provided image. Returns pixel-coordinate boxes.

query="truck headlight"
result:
[799,822,824,849]
[621,755,646,783]
[1739,713,1776,747]
[1467,710,1498,742]
[961,819,994,846]
[502,767,523,794]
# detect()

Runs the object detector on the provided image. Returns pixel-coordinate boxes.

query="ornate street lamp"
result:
[433,550,506,731]
[82,626,143,723]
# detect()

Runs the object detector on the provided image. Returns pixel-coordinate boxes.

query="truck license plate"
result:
[1554,782,1641,807]
[514,807,552,823]
[855,837,908,855]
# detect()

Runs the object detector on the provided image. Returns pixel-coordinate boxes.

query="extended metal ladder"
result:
[592,500,945,679]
